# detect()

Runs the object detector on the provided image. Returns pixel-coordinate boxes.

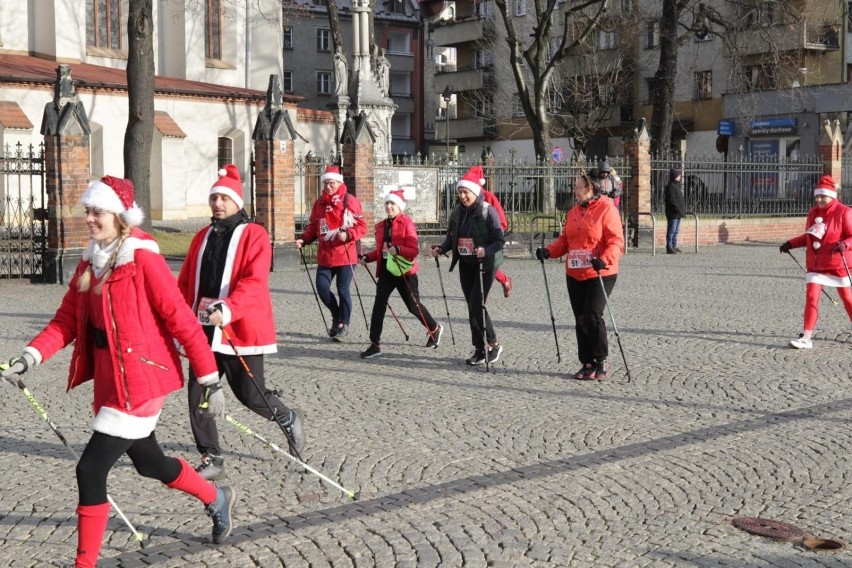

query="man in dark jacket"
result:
[664,168,686,254]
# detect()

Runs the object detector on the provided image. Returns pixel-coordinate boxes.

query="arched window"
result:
[86,0,121,50]
[217,137,233,170]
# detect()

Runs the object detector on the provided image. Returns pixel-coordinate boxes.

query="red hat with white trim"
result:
[210,164,244,208]
[321,165,344,184]
[81,175,145,227]
[813,175,838,199]
[457,165,485,197]
[384,188,407,211]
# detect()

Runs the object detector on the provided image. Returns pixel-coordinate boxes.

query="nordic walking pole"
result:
[840,249,852,287]
[298,246,330,334]
[478,258,490,371]
[206,311,306,462]
[224,414,359,501]
[433,254,456,345]
[389,253,439,347]
[0,366,146,546]
[538,254,562,363]
[345,241,370,331]
[787,250,838,306]
[363,262,409,341]
[595,270,632,383]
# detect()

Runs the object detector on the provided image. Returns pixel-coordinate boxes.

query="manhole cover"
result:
[731,517,807,541]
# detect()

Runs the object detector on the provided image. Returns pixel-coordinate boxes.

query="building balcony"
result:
[731,20,840,56]
[431,16,495,47]
[434,67,494,94]
[435,115,496,140]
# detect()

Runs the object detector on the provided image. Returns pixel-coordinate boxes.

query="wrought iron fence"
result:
[1,142,46,280]
[650,153,822,217]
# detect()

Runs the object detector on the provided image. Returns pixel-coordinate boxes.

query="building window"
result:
[317,71,332,94]
[389,73,410,97]
[283,71,294,92]
[316,29,331,52]
[386,0,407,14]
[513,94,525,117]
[387,31,411,54]
[217,137,233,171]
[646,21,659,49]
[598,29,616,50]
[694,70,712,100]
[644,77,655,104]
[848,3,852,33]
[515,0,526,17]
[206,0,222,60]
[621,0,633,14]
[283,26,293,49]
[86,0,121,50]
[745,65,776,90]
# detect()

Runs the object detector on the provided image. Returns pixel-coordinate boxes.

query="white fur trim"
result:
[122,203,145,227]
[81,180,125,214]
[23,346,43,365]
[806,271,851,287]
[321,172,344,183]
[210,185,244,209]
[457,179,482,196]
[82,235,160,266]
[91,407,160,439]
[813,188,837,199]
[384,193,406,211]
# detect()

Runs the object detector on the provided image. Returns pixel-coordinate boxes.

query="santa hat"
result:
[321,165,344,184]
[384,188,407,211]
[81,175,144,227]
[813,175,838,199]
[210,164,244,208]
[457,165,485,197]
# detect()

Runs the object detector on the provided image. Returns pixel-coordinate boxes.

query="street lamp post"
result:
[442,85,453,162]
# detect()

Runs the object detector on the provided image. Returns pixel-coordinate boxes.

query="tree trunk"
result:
[650,0,681,155]
[531,115,555,214]
[124,0,155,231]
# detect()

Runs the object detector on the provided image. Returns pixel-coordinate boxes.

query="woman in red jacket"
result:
[536,172,625,380]
[0,177,235,567]
[359,189,443,358]
[779,175,852,348]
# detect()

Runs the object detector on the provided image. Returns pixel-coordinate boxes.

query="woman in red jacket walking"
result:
[779,175,852,348]
[359,189,443,358]
[1,176,235,567]
[536,172,624,380]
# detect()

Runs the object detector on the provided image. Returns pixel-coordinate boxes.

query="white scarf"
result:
[91,239,119,278]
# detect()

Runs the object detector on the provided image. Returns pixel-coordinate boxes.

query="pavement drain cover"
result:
[731,517,806,541]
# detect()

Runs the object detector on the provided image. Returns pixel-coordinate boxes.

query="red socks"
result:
[165,457,217,505]
[75,502,110,568]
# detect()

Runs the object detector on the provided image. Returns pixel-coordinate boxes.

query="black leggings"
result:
[76,431,181,505]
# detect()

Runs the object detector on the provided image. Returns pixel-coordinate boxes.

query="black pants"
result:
[458,261,496,350]
[188,352,291,455]
[370,272,437,345]
[566,274,617,365]
[77,431,181,505]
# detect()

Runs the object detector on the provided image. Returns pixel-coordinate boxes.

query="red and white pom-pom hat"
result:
[81,175,145,227]
[321,165,344,184]
[210,164,244,208]
[813,175,839,199]
[457,165,485,197]
[384,188,407,211]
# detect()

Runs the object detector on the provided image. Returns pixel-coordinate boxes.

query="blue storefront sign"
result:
[749,118,797,136]
[718,120,734,136]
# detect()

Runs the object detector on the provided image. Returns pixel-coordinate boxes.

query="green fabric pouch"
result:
[385,253,414,276]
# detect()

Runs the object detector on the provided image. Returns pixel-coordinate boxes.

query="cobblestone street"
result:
[0,243,850,567]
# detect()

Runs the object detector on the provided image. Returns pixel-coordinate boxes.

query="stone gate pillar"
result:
[818,119,842,183]
[341,111,377,229]
[40,65,92,284]
[252,76,298,257]
[624,118,651,248]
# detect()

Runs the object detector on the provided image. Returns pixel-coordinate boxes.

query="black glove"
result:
[590,257,607,272]
[779,241,792,254]
[833,241,849,253]
[535,247,550,261]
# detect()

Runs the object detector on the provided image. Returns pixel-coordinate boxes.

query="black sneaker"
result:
[328,320,340,337]
[572,363,595,380]
[195,452,225,481]
[360,343,382,359]
[331,324,348,343]
[205,486,236,544]
[277,409,306,456]
[425,324,444,348]
[594,359,609,380]
[466,349,486,365]
[487,343,503,364]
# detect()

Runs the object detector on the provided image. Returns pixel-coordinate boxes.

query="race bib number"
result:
[319,218,329,236]
[567,249,593,269]
[197,297,217,325]
[457,237,475,256]
[805,220,826,239]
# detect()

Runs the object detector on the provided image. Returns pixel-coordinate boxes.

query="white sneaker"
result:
[789,335,813,349]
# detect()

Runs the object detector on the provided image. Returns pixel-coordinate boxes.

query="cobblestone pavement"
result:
[0,243,850,567]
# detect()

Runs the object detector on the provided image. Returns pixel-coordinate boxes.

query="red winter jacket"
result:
[178,222,278,356]
[788,199,852,276]
[364,213,421,277]
[547,195,624,281]
[27,229,217,412]
[300,184,368,267]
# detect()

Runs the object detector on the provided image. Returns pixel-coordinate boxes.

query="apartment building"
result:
[283,0,428,156]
